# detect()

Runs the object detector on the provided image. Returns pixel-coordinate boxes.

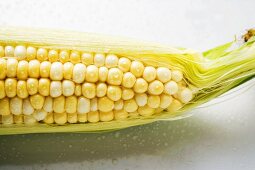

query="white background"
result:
[0,0,255,169]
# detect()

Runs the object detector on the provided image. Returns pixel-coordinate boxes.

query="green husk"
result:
[0,27,254,135]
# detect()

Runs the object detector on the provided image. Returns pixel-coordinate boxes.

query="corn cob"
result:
[0,27,254,135]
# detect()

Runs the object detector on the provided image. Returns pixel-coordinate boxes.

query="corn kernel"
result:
[17,60,28,79]
[40,61,51,78]
[82,83,96,99]
[27,78,38,95]
[7,58,18,78]
[5,78,17,97]
[17,80,28,98]
[28,60,40,78]
[86,65,98,82]
[36,48,48,61]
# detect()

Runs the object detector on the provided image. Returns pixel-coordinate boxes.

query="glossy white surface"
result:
[0,0,255,169]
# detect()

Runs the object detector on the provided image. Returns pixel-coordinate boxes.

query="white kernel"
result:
[50,81,62,97]
[62,80,75,96]
[73,63,86,83]
[94,53,105,67]
[105,54,118,68]
[135,93,148,107]
[164,81,178,95]
[157,67,171,83]
[77,97,90,114]
[14,46,26,60]
[50,62,63,80]
[172,70,183,82]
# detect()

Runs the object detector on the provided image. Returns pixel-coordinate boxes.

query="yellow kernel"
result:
[17,80,28,98]
[0,98,10,115]
[0,58,7,79]
[114,109,128,120]
[0,46,4,57]
[107,85,122,101]
[114,99,124,110]
[81,53,93,65]
[59,50,69,63]
[38,78,50,96]
[28,60,40,78]
[74,84,82,96]
[118,57,131,72]
[96,83,107,97]
[122,72,136,88]
[24,115,37,124]
[54,112,67,125]
[14,45,26,60]
[107,68,123,85]
[122,88,134,100]
[36,48,48,61]
[130,61,144,77]
[17,60,28,79]
[50,81,62,98]
[156,67,171,83]
[94,53,105,67]
[98,66,108,82]
[27,78,38,95]
[5,46,14,57]
[105,54,118,68]
[44,112,54,124]
[53,96,65,113]
[67,113,78,124]
[138,105,155,117]
[133,78,148,93]
[82,83,96,99]
[26,46,37,61]
[147,95,160,109]
[123,99,138,112]
[14,115,23,124]
[40,61,51,78]
[129,111,139,118]
[73,63,86,83]
[167,99,182,113]
[63,62,74,80]
[0,81,5,99]
[86,65,98,82]
[78,113,87,123]
[65,96,77,114]
[70,51,80,64]
[6,58,18,78]
[148,80,164,95]
[98,97,114,112]
[5,78,17,97]
[88,111,100,123]
[143,66,156,82]
[160,94,173,109]
[100,111,114,122]
[2,114,13,124]
[48,50,58,62]
[62,80,75,96]
[90,98,98,111]
[30,94,45,110]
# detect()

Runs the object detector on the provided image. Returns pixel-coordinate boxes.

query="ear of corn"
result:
[0,27,254,135]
